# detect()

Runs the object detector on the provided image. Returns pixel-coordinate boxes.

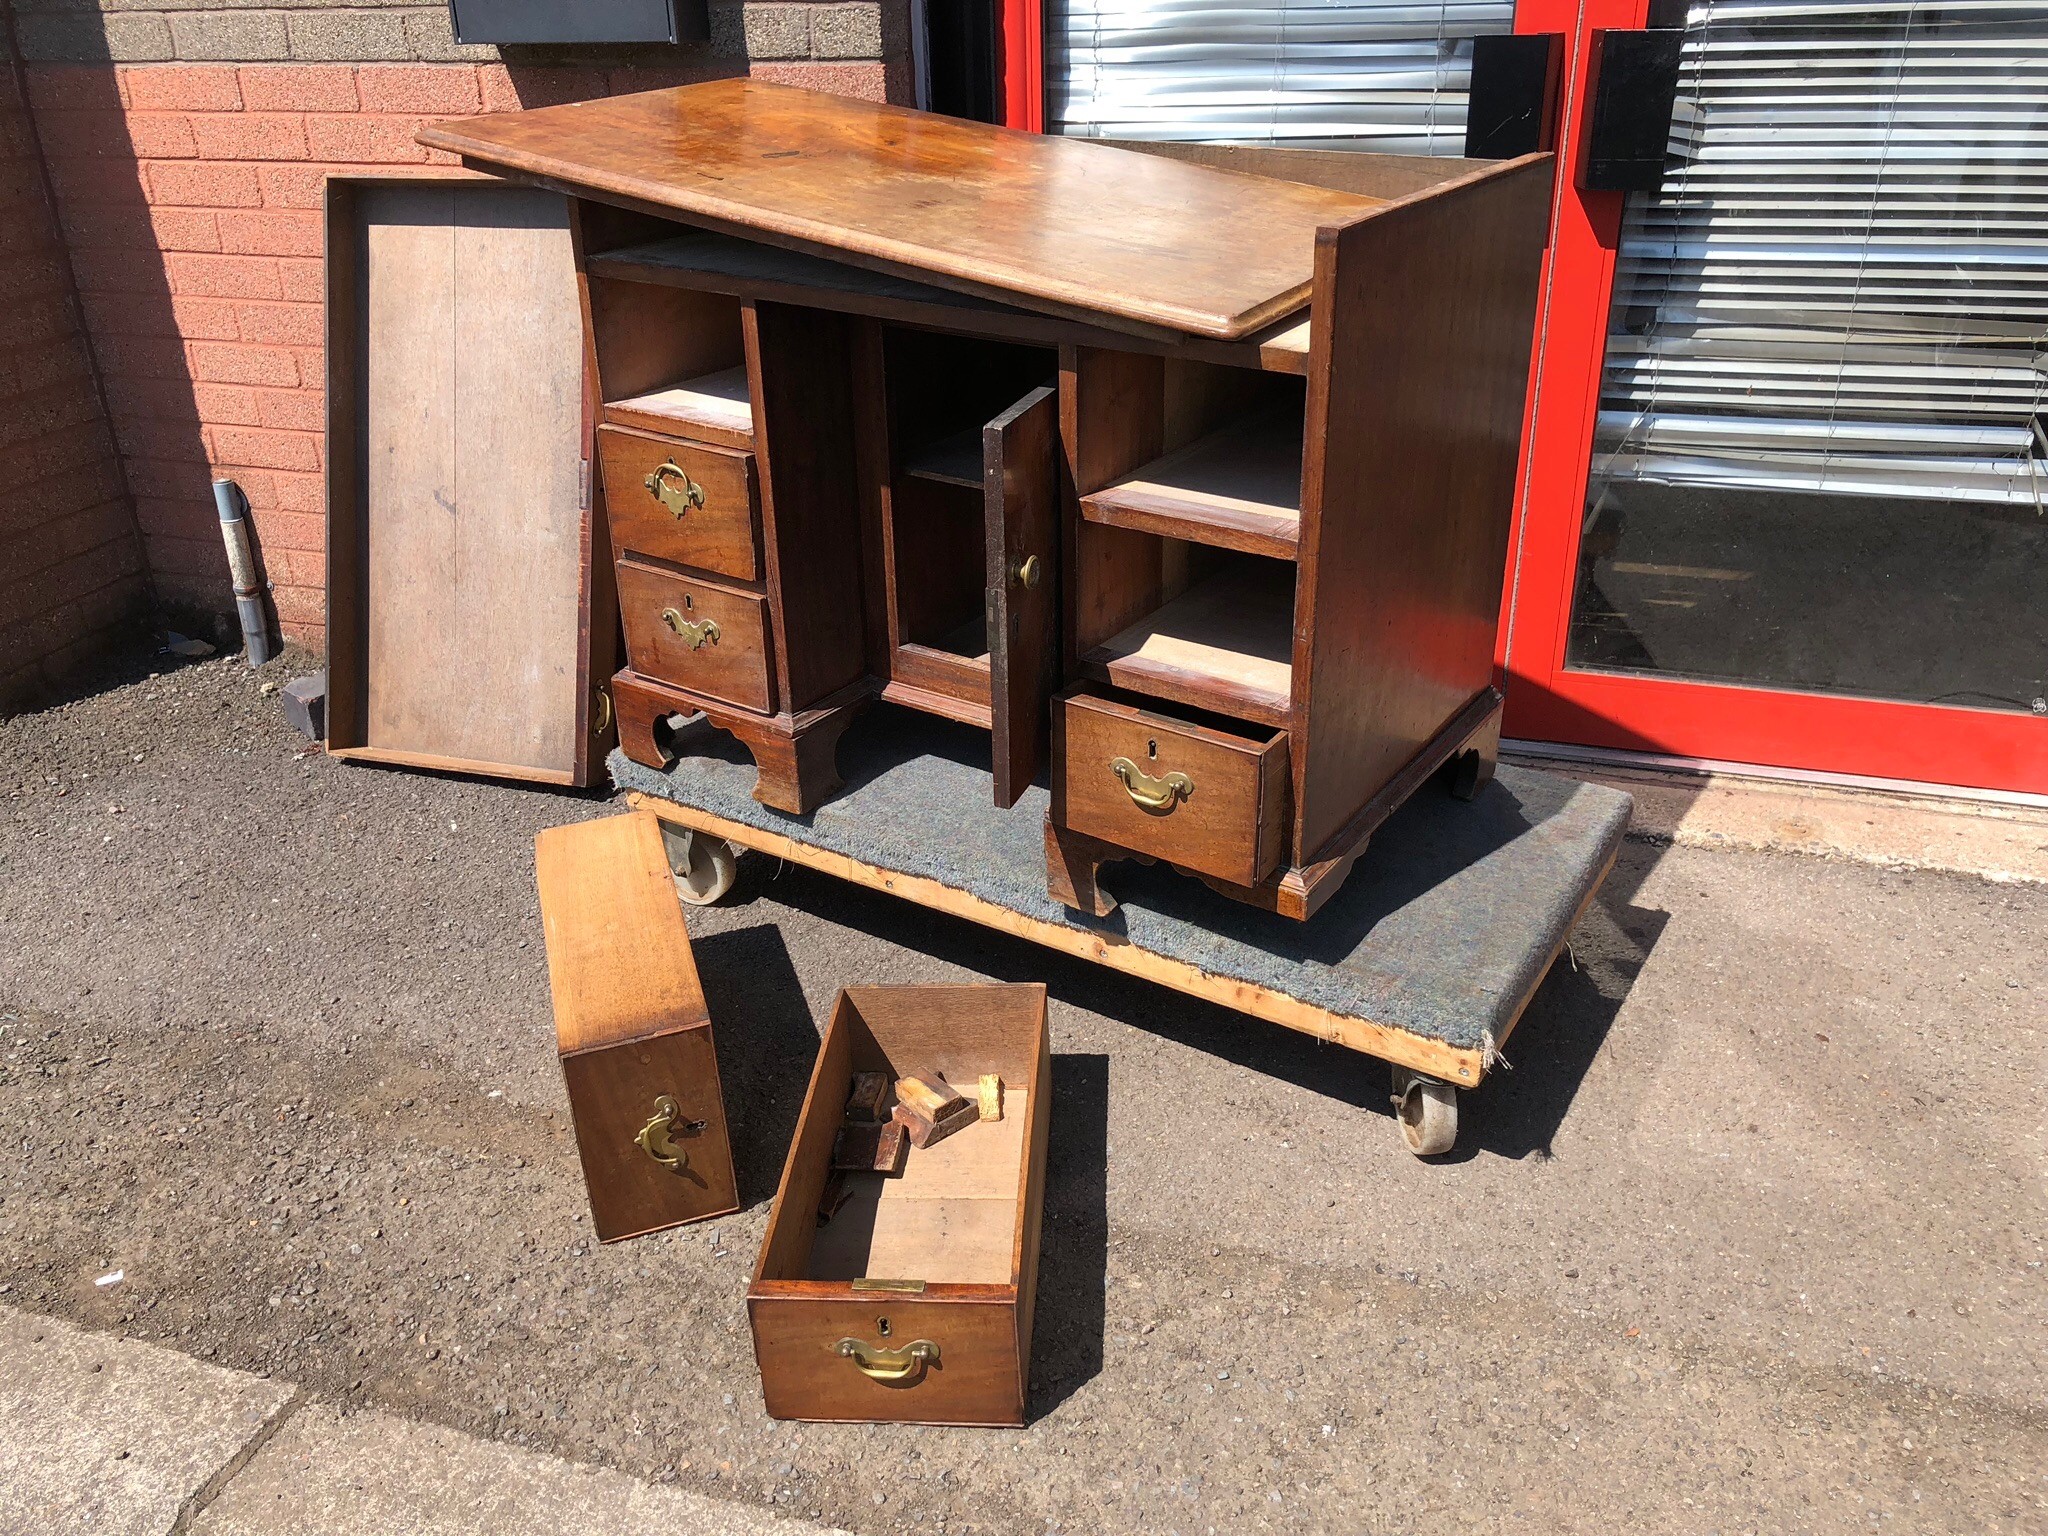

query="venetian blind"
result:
[1047,1,1516,154]
[1596,0,2048,505]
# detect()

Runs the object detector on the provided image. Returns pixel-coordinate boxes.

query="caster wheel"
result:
[661,825,738,906]
[1447,748,1483,801]
[1390,1067,1457,1156]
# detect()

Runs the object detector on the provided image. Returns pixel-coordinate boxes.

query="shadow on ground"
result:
[716,841,1671,1161]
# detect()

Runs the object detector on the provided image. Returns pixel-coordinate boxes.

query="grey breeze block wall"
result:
[8,1,910,72]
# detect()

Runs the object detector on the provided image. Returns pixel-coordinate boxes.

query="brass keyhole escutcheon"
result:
[1111,756,1193,814]
[1011,554,1041,590]
[660,609,721,650]
[634,1094,705,1173]
[644,460,704,518]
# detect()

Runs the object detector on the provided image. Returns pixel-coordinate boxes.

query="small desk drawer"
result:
[748,984,1049,1426]
[599,425,761,582]
[535,812,738,1243]
[1054,688,1288,888]
[617,556,775,714]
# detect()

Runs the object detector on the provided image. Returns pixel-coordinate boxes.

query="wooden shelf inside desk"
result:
[605,364,754,447]
[1082,410,1303,559]
[902,427,983,490]
[1080,561,1294,727]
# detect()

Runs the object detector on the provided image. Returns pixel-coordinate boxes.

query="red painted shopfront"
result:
[991,0,2048,798]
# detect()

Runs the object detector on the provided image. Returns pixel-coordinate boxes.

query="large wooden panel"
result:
[417,79,1378,340]
[1293,155,1553,860]
[326,179,593,783]
[1105,140,1488,201]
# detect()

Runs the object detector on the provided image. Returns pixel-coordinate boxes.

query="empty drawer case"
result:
[616,555,775,713]
[1052,687,1289,888]
[599,424,762,582]
[748,984,1050,1426]
[535,811,739,1241]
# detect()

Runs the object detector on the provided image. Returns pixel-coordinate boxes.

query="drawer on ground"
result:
[748,984,1049,1426]
[598,424,761,581]
[617,555,775,714]
[1053,687,1289,888]
[535,811,739,1242]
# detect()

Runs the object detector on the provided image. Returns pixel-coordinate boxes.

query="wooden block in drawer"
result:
[1053,688,1288,888]
[535,811,739,1242]
[598,424,760,581]
[617,556,775,713]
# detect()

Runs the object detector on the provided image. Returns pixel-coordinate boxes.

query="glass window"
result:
[1569,0,2048,717]
[1046,0,1516,153]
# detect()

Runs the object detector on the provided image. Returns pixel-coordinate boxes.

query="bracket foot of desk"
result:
[612,668,870,815]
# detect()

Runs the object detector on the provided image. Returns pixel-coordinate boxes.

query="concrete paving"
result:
[1508,745,2048,884]
[0,1303,844,1536]
[1,652,2044,1534]
[0,1306,294,1536]
[190,1403,848,1536]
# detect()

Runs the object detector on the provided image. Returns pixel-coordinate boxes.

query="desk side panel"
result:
[1293,155,1554,860]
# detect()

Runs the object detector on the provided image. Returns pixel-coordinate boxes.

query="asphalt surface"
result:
[0,652,2042,1534]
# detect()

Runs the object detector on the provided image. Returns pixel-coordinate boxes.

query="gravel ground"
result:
[0,652,2043,1534]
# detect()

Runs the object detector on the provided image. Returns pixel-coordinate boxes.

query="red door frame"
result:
[996,0,2048,795]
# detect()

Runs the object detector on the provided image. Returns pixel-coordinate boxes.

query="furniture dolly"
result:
[611,707,1630,1157]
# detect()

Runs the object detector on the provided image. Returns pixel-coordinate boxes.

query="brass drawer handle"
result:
[644,460,704,518]
[1111,756,1193,813]
[634,1094,705,1172]
[1011,554,1041,590]
[660,609,721,650]
[835,1337,938,1382]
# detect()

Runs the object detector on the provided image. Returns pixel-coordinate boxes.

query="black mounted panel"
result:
[929,0,1000,124]
[450,0,709,45]
[1582,28,1685,191]
[1464,33,1563,160]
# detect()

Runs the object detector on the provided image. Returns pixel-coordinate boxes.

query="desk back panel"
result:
[326,177,606,784]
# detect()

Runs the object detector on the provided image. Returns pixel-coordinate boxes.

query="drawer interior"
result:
[1067,683,1288,752]
[758,985,1045,1291]
[1076,544,1297,728]
[806,1091,1031,1285]
[588,275,753,447]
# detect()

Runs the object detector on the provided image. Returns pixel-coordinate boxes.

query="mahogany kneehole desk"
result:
[421,80,1555,921]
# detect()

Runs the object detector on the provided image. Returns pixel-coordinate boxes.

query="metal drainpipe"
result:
[211,478,274,666]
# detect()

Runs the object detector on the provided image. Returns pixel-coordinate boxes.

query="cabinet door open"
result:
[984,385,1060,808]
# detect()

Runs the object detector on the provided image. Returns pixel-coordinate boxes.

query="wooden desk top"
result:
[417,80,1381,341]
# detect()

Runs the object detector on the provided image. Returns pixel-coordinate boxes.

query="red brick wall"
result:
[0,40,148,712]
[26,57,894,652]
